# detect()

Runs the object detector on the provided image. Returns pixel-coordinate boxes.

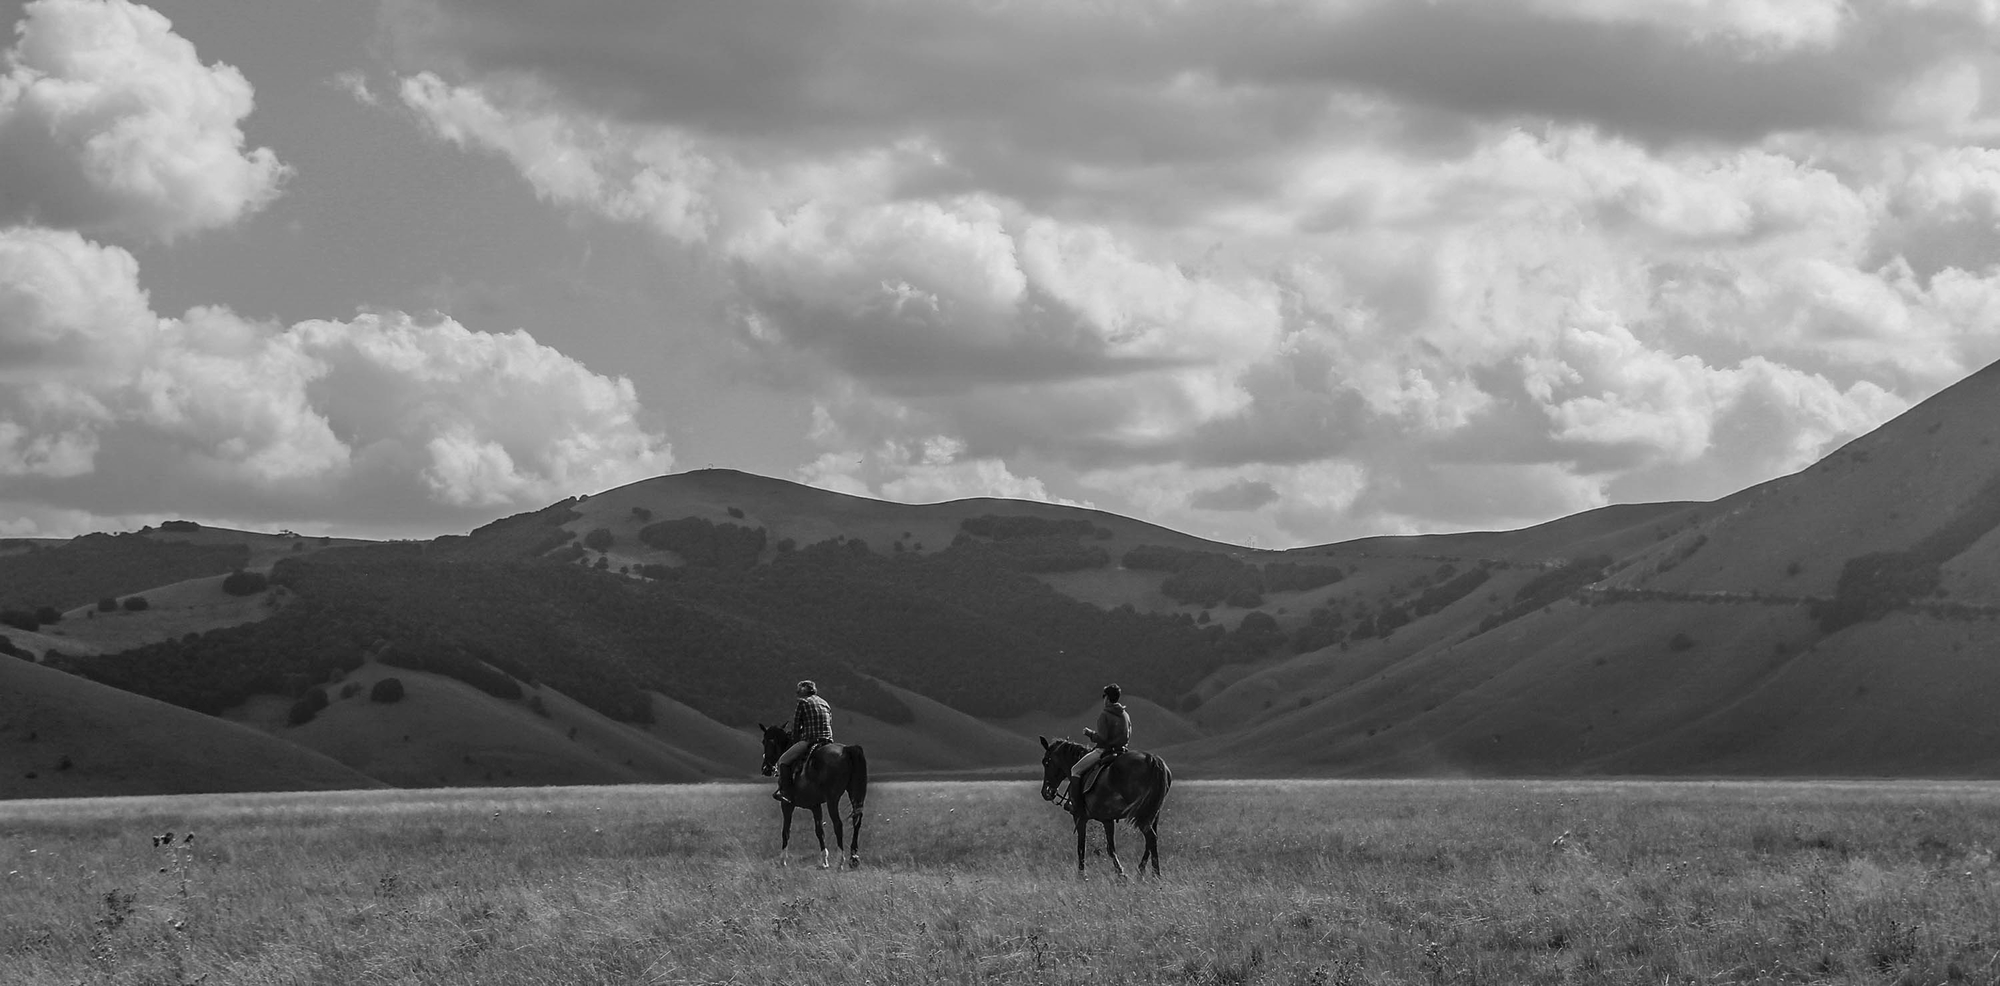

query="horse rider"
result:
[1058,683,1130,804]
[774,679,834,804]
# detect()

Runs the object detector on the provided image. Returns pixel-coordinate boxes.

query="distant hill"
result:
[12,358,2000,796]
[0,658,381,798]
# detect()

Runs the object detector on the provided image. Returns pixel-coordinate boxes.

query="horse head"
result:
[1037,735,1084,802]
[757,722,792,776]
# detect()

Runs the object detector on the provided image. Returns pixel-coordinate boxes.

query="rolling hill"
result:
[10,358,2000,795]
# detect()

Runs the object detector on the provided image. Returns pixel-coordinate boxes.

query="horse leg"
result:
[1074,811,1090,879]
[1103,819,1126,879]
[1142,819,1161,877]
[778,804,795,868]
[827,793,847,866]
[846,796,864,869]
[810,804,829,870]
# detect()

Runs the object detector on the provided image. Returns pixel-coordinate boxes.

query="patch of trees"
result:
[370,677,405,703]
[376,639,524,700]
[0,635,26,660]
[159,520,201,532]
[1232,611,1287,656]
[122,596,150,611]
[437,499,585,561]
[289,687,329,725]
[0,533,248,613]
[583,528,615,552]
[1262,562,1347,593]
[1473,556,1613,636]
[52,599,370,715]
[1,610,42,632]
[947,535,1111,573]
[1409,564,1492,617]
[959,515,1112,541]
[242,553,892,727]
[1291,606,1346,652]
[1121,545,1343,608]
[1814,475,2000,632]
[638,517,766,569]
[221,570,269,596]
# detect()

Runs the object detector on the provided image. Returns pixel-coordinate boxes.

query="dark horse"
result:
[1038,736,1171,878]
[758,723,868,869]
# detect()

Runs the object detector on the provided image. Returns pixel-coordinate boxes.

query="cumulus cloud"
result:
[0,0,288,242]
[382,0,2000,543]
[0,223,672,532]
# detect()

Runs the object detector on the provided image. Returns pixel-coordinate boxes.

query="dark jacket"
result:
[1085,701,1131,750]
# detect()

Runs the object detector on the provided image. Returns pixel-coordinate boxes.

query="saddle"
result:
[1077,746,1126,798]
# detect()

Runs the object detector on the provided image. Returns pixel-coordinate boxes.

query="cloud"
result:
[0,0,289,242]
[384,0,2000,543]
[0,222,672,533]
[1190,480,1280,512]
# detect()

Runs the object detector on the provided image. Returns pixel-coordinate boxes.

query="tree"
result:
[370,678,406,703]
[222,570,269,596]
[122,596,150,611]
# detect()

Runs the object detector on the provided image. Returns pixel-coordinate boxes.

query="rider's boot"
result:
[772,764,794,803]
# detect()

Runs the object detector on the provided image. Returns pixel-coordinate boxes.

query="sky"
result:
[0,0,1997,548]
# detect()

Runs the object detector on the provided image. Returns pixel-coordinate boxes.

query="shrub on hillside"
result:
[0,610,39,632]
[370,677,405,702]
[289,687,329,725]
[1233,610,1286,656]
[222,570,269,596]
[34,605,61,625]
[0,635,26,659]
[122,596,150,611]
[631,506,652,522]
[583,528,615,552]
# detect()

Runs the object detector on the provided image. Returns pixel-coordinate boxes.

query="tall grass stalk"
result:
[5,779,2000,984]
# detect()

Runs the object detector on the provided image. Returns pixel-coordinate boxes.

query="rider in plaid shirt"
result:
[774,680,834,802]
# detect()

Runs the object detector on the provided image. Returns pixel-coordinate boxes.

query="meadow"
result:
[4,778,2000,985]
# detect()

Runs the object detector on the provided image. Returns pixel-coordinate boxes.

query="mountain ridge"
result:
[9,358,2000,794]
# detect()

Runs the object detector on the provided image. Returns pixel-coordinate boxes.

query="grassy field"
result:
[5,779,2000,985]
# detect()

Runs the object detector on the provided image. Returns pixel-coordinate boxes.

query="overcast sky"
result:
[1,0,1996,546]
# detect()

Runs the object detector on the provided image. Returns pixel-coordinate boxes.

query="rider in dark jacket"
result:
[1059,684,1130,803]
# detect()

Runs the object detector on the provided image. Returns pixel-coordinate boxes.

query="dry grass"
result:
[5,779,2000,985]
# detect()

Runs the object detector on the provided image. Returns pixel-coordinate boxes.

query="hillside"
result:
[1178,361,2000,777]
[12,358,2000,795]
[0,658,381,798]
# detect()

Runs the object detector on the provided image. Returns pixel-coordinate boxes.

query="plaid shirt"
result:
[791,695,833,743]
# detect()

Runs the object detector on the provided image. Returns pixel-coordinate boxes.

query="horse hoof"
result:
[847,856,861,869]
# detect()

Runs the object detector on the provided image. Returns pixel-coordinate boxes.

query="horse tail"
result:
[845,744,868,811]
[1130,753,1172,828]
